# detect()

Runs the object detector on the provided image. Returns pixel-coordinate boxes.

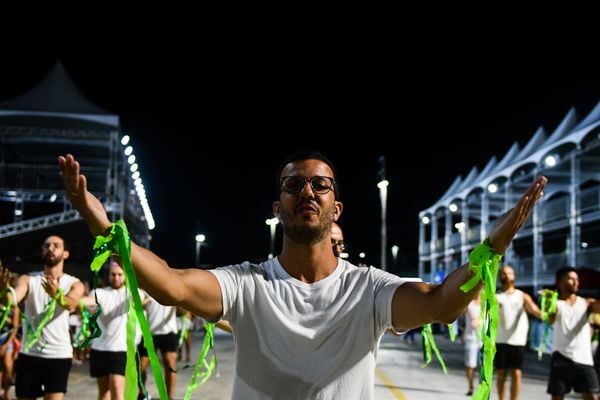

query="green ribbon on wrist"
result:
[460,238,503,400]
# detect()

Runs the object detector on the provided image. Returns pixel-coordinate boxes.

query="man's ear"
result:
[272,201,281,218]
[63,250,70,260]
[333,201,343,221]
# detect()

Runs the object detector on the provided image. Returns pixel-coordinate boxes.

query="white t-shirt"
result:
[553,296,593,366]
[145,297,177,335]
[210,258,405,400]
[90,286,129,352]
[463,300,481,342]
[496,290,529,346]
[22,272,80,359]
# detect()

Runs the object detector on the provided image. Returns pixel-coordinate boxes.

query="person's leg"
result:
[510,368,522,400]
[497,368,507,400]
[138,355,150,398]
[466,367,475,395]
[162,351,178,399]
[108,373,126,400]
[96,376,110,400]
[3,350,14,400]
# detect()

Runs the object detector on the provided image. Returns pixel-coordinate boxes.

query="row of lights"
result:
[121,135,155,230]
[421,154,560,225]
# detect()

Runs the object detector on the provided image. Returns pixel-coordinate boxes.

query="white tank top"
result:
[496,290,529,346]
[22,272,80,358]
[553,296,593,366]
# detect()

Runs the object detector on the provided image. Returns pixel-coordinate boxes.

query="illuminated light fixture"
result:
[359,252,366,259]
[454,221,466,232]
[377,179,389,189]
[340,252,349,259]
[14,209,22,216]
[421,216,430,225]
[487,183,498,193]
[449,203,458,213]
[130,163,139,173]
[581,242,589,248]
[544,154,558,168]
[49,193,57,202]
[131,171,140,180]
[128,155,136,165]
[124,145,133,156]
[121,135,130,145]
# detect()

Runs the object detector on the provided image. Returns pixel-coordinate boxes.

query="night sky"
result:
[1,3,599,273]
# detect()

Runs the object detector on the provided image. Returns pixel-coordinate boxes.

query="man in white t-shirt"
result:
[81,261,130,400]
[0,235,84,399]
[495,265,542,400]
[59,150,546,399]
[546,266,600,399]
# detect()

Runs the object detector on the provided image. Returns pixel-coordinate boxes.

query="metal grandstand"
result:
[418,102,600,292]
[0,62,152,275]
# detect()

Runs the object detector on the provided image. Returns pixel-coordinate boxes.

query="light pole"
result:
[391,245,399,270]
[378,178,389,271]
[195,234,205,267]
[265,218,279,259]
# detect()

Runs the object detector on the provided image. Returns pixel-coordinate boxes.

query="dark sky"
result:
[1,3,599,273]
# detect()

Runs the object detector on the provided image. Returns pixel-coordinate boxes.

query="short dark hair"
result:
[555,266,577,283]
[275,149,340,199]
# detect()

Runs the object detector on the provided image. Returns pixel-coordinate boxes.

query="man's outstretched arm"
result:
[391,176,547,331]
[59,154,224,320]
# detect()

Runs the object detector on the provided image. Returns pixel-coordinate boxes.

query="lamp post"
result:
[265,218,279,259]
[377,178,389,271]
[195,234,205,267]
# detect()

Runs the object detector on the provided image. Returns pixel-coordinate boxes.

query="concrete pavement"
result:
[11,328,578,399]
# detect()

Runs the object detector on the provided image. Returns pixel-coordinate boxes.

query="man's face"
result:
[42,236,68,268]
[330,224,345,257]
[499,266,515,286]
[558,271,579,295]
[274,159,342,246]
[108,263,125,289]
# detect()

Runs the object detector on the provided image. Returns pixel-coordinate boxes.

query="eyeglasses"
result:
[280,176,336,195]
[331,239,346,251]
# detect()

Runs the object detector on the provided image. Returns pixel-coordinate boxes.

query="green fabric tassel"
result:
[92,220,169,400]
[420,324,448,374]
[538,289,557,360]
[184,322,217,400]
[460,238,503,400]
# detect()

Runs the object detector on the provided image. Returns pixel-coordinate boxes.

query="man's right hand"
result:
[59,154,112,237]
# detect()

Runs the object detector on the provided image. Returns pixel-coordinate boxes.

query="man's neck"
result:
[44,264,64,279]
[278,240,338,283]
[502,285,516,294]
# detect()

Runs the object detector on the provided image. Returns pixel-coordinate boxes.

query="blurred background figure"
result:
[463,291,482,396]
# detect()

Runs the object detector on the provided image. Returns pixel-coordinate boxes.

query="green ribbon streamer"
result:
[447,323,457,342]
[538,289,558,360]
[125,288,140,400]
[0,298,13,332]
[178,313,192,349]
[420,324,448,374]
[73,301,91,349]
[23,288,63,352]
[460,238,503,400]
[92,220,168,400]
[184,322,217,400]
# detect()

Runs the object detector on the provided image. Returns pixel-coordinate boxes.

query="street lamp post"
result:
[377,178,389,271]
[195,234,205,267]
[265,218,279,259]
